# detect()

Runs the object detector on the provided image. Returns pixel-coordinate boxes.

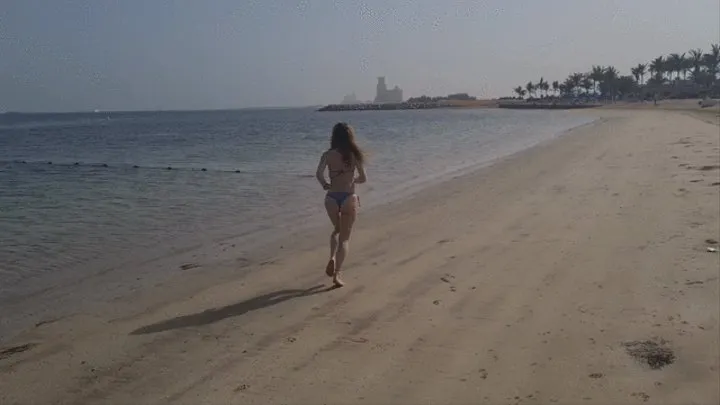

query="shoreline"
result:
[1,108,718,404]
[317,99,499,112]
[0,110,597,343]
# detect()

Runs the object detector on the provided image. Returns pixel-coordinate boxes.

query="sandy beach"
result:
[1,108,718,404]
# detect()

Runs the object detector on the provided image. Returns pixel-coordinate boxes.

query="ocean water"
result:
[0,108,594,305]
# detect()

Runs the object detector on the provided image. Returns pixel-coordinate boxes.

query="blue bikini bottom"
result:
[326,192,354,207]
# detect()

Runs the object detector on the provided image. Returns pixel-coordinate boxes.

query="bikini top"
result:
[327,149,353,179]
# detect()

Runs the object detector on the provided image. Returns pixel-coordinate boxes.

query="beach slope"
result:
[1,109,718,404]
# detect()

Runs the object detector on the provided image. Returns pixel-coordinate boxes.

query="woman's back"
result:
[326,149,356,192]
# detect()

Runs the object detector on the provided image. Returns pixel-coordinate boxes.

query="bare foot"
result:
[333,273,345,287]
[325,259,335,277]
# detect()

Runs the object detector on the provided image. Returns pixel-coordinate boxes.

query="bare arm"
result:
[354,161,367,184]
[315,151,330,189]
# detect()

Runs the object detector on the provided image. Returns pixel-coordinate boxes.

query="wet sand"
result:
[1,108,719,404]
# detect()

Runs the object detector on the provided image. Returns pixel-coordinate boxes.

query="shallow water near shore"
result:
[0,108,593,308]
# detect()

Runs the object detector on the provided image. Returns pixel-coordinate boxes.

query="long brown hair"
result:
[331,122,365,166]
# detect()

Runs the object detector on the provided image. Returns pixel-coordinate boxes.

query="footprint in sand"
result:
[0,343,38,360]
[631,392,651,402]
[623,339,675,369]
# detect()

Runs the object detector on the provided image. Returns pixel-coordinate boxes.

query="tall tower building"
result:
[375,77,387,103]
[375,76,403,104]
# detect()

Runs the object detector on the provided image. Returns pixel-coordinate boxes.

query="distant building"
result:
[374,77,403,104]
[341,93,359,104]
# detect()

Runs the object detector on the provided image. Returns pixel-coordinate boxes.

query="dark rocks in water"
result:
[201,168,207,172]
[166,167,172,170]
[102,163,108,168]
[74,162,80,166]
[133,165,139,169]
[47,161,52,165]
[235,170,241,173]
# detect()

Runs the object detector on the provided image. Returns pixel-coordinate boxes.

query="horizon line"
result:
[0,105,325,115]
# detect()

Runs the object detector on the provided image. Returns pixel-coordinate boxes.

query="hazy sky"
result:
[1,0,718,112]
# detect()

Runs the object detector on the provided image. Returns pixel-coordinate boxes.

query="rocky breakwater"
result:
[317,102,450,112]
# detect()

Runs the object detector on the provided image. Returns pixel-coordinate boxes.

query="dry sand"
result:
[602,98,720,127]
[1,109,719,405]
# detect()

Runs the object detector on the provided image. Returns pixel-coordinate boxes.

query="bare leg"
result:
[334,239,349,286]
[326,229,339,277]
[324,197,340,277]
[330,229,339,258]
[333,196,358,287]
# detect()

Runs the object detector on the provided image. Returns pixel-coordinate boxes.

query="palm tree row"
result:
[512,43,720,100]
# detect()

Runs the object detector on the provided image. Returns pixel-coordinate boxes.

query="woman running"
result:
[315,122,367,287]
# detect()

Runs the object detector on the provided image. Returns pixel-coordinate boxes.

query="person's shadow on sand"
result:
[130,284,332,335]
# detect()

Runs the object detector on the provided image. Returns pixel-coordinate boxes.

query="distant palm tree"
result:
[569,73,583,96]
[590,65,605,95]
[558,83,569,97]
[616,75,638,98]
[526,81,535,99]
[537,77,548,98]
[631,63,647,85]
[513,86,526,99]
[581,75,593,95]
[681,56,692,80]
[667,53,686,81]
[541,82,550,98]
[689,49,704,84]
[649,56,665,82]
[631,66,641,84]
[704,44,720,80]
[638,63,647,85]
[603,66,619,100]
[563,76,577,97]
[551,80,560,97]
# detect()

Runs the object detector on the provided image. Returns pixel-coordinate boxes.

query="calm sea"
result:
[0,108,594,306]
